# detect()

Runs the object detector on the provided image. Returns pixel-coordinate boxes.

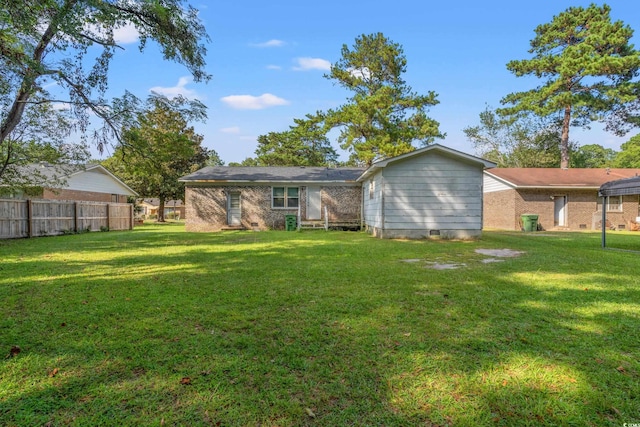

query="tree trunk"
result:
[158,198,166,222]
[561,105,571,169]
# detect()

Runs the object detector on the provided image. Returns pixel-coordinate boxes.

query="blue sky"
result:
[98,1,640,163]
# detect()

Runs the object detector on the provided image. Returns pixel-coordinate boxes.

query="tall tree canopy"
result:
[325,33,443,166]
[498,4,640,169]
[0,0,209,181]
[254,115,337,166]
[570,144,616,168]
[102,94,211,222]
[612,134,640,168]
[464,106,568,168]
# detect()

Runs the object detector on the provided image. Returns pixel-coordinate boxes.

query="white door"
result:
[227,192,241,226]
[307,186,321,220]
[554,196,567,227]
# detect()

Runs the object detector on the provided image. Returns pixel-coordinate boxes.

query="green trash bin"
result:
[521,214,539,232]
[285,214,297,231]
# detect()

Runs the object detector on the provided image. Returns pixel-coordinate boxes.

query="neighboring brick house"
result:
[484,168,640,231]
[180,166,364,231]
[2,163,137,202]
[180,144,496,237]
[138,198,186,219]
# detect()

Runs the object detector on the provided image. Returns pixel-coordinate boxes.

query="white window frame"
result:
[272,186,299,209]
[597,195,623,212]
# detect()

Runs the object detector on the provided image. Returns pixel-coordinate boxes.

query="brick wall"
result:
[322,186,362,221]
[185,184,362,232]
[484,188,639,231]
[483,190,517,230]
[42,188,128,203]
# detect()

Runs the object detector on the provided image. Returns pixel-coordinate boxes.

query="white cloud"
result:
[113,23,139,44]
[51,102,70,111]
[82,22,139,45]
[350,67,371,80]
[266,64,282,70]
[220,126,241,134]
[251,39,285,48]
[293,57,331,71]
[221,93,290,110]
[149,76,199,99]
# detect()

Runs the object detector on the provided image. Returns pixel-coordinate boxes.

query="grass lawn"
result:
[1,224,639,426]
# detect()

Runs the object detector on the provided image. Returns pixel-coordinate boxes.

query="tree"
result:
[499,4,640,169]
[0,96,89,192]
[613,134,640,168]
[570,144,617,168]
[228,158,259,167]
[254,115,337,166]
[0,0,210,181]
[464,106,568,167]
[102,94,210,222]
[205,150,224,167]
[324,33,443,166]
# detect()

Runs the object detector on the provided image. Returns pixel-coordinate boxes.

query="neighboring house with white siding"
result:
[1,163,137,202]
[181,144,495,239]
[357,145,496,239]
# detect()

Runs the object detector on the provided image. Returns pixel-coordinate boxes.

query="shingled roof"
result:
[485,168,640,188]
[180,166,365,183]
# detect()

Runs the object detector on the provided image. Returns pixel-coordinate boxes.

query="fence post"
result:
[74,201,79,232]
[130,203,134,230]
[106,203,111,230]
[27,199,33,238]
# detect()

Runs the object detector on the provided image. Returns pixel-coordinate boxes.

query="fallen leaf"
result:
[616,366,626,373]
[49,368,59,377]
[305,407,316,418]
[568,378,577,383]
[403,333,411,337]
[60,323,66,327]
[502,379,508,386]
[180,377,191,385]
[10,345,21,357]
[81,301,88,305]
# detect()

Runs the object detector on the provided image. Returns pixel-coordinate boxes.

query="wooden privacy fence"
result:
[0,199,134,239]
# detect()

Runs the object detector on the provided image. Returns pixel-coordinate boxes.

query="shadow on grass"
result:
[1,228,639,425]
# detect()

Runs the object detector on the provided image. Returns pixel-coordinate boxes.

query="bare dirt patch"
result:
[475,249,525,258]
[426,262,466,270]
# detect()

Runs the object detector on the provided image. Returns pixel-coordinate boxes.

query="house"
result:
[357,145,496,239]
[180,144,495,239]
[483,168,640,231]
[1,163,137,202]
[138,198,185,219]
[180,166,364,231]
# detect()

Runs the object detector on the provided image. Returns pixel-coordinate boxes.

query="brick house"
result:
[180,166,364,232]
[2,163,137,202]
[483,168,640,231]
[138,198,186,219]
[181,144,495,238]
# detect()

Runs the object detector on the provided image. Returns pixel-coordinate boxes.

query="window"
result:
[369,180,374,200]
[111,194,118,202]
[272,187,299,208]
[597,196,623,212]
[608,196,622,211]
